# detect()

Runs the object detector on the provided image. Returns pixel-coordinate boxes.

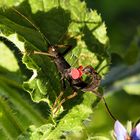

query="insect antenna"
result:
[102,97,116,121]
[93,91,117,121]
[11,7,51,46]
[99,73,117,121]
[91,66,117,121]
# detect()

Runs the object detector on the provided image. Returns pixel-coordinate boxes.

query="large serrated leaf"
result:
[0,0,109,105]
[0,0,110,139]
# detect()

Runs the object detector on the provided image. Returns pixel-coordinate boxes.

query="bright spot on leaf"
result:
[0,42,19,71]
[0,112,3,117]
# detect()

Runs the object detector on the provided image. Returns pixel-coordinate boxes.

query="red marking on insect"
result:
[70,66,83,79]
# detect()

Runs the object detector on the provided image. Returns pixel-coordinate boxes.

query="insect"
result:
[11,7,116,120]
[33,47,116,120]
[33,46,102,114]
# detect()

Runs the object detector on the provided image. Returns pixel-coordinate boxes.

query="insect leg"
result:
[51,78,66,112]
[20,50,55,58]
[53,90,77,114]
[33,51,55,57]
[52,91,64,110]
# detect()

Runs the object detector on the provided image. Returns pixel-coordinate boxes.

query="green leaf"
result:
[124,26,140,65]
[17,93,100,140]
[0,83,47,139]
[0,41,19,71]
[0,0,109,105]
[0,44,47,139]
[110,24,140,65]
[0,0,110,139]
[17,124,54,140]
[46,93,99,139]
[0,83,47,134]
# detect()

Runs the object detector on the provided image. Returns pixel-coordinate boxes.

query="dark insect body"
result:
[12,7,116,120]
[34,46,101,94]
[33,46,108,116]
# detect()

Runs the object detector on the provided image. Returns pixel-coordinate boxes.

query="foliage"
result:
[0,0,140,140]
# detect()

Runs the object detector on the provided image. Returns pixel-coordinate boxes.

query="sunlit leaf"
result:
[0,0,110,139]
